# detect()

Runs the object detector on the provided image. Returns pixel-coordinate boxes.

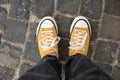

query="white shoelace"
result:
[69,30,87,50]
[39,30,60,52]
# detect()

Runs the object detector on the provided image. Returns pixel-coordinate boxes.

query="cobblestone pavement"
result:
[0,0,120,80]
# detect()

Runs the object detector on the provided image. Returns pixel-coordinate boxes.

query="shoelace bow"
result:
[69,30,87,51]
[39,30,60,52]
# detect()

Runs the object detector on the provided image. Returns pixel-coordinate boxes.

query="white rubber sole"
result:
[36,16,58,38]
[70,16,92,35]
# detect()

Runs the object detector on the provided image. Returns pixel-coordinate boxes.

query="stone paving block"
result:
[100,15,120,41]
[0,0,9,4]
[96,62,112,75]
[58,38,69,61]
[31,0,54,18]
[111,66,120,80]
[0,43,22,68]
[55,15,73,38]
[89,20,99,41]
[57,0,81,15]
[3,19,27,43]
[104,0,120,16]
[24,41,40,63]
[0,8,7,31]
[80,0,102,19]
[117,48,120,64]
[9,0,30,20]
[19,63,33,76]
[1,43,23,59]
[88,44,94,58]
[1,53,19,65]
[29,23,38,42]
[0,65,14,80]
[94,40,118,64]
[0,34,2,43]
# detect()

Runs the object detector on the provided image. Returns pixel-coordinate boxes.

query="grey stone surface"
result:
[1,43,22,59]
[100,15,120,41]
[0,65,14,80]
[80,0,102,19]
[0,53,19,68]
[88,44,94,58]
[89,20,99,41]
[55,15,73,38]
[19,63,33,76]
[0,43,22,68]
[31,0,54,18]
[29,23,38,42]
[104,0,120,16]
[3,19,27,43]
[0,0,8,4]
[0,8,7,31]
[58,38,69,61]
[9,0,30,20]
[24,41,40,62]
[117,48,120,64]
[94,40,118,64]
[96,62,112,75]
[0,34,2,43]
[111,66,120,80]
[57,0,81,15]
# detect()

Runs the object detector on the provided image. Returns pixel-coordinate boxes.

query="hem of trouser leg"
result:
[70,54,85,58]
[42,55,58,61]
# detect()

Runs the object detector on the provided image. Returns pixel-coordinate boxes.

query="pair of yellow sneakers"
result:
[36,16,91,58]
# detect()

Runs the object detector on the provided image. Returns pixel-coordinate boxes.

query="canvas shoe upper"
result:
[69,16,91,56]
[36,16,60,58]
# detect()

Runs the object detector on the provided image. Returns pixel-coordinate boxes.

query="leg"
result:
[19,16,61,80]
[67,16,112,80]
[64,54,112,80]
[19,55,62,80]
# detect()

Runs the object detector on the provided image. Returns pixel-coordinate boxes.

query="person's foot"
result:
[36,16,60,58]
[69,16,91,56]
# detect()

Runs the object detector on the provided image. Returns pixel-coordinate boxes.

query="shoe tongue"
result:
[69,49,88,56]
[44,49,56,55]
[44,49,58,57]
[69,49,84,56]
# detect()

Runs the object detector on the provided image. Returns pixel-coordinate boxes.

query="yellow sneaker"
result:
[69,16,92,56]
[36,16,60,58]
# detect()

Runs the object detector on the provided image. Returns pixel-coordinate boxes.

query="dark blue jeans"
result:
[19,54,112,80]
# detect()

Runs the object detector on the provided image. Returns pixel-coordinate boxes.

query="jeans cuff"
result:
[42,55,58,61]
